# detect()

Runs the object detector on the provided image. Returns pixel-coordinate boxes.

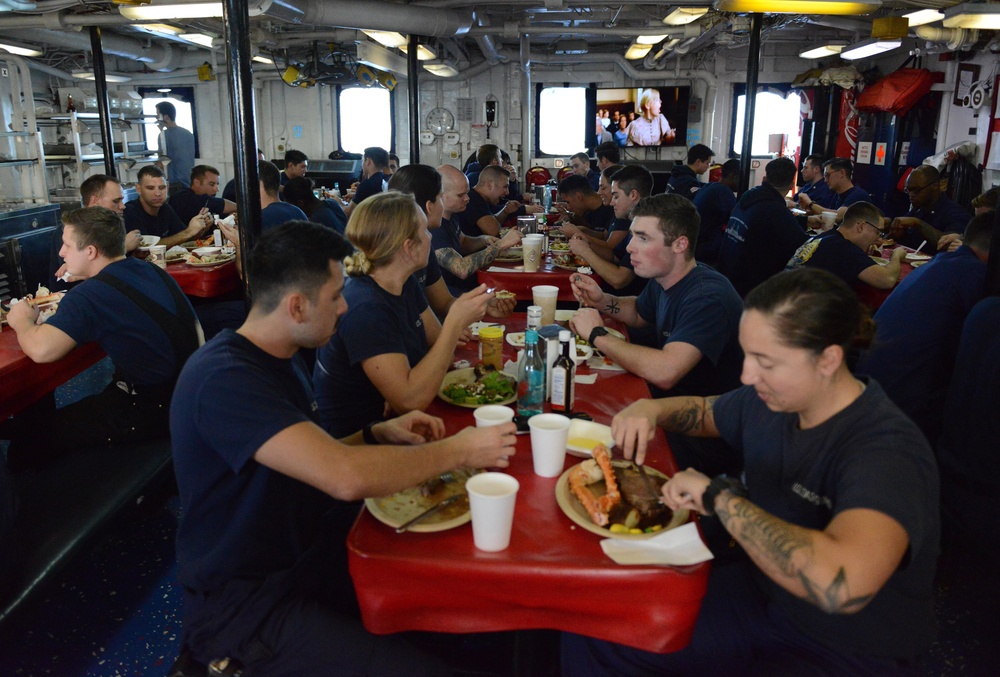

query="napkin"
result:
[600,522,714,566]
[587,356,625,372]
[575,373,598,385]
[486,266,523,273]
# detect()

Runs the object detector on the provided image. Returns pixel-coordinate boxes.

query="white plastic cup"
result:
[820,211,837,229]
[466,472,520,552]
[532,285,559,326]
[528,413,571,477]
[148,245,167,268]
[474,405,516,428]
[522,235,543,272]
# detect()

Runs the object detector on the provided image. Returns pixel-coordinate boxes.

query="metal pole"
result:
[221,0,260,306]
[520,33,532,176]
[89,26,116,178]
[738,13,763,196]
[407,34,420,164]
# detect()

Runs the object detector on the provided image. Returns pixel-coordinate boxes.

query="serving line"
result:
[347,313,709,654]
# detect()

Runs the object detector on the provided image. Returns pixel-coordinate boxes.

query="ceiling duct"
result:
[293,0,473,37]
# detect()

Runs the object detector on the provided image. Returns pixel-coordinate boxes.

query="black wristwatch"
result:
[588,326,610,348]
[362,421,379,445]
[701,475,748,517]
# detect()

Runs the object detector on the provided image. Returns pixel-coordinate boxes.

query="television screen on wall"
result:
[596,86,689,148]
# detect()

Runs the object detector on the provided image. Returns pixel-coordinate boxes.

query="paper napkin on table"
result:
[600,522,714,566]
[486,266,523,273]
[575,373,597,385]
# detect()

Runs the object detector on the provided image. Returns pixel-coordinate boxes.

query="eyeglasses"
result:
[822,170,842,179]
[904,183,931,195]
[862,221,888,238]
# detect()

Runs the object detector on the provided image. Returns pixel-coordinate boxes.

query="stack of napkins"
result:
[600,522,714,566]
[487,266,522,273]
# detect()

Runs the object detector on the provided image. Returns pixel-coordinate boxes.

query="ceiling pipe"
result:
[473,11,504,65]
[0,27,209,71]
[465,24,701,38]
[915,25,978,50]
[293,0,473,37]
[23,58,74,81]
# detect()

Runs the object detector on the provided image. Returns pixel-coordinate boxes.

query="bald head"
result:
[904,165,942,209]
[438,164,471,216]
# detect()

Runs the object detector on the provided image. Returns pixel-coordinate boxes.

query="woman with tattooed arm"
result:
[562,268,938,676]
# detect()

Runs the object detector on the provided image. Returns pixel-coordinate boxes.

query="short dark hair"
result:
[259,159,281,196]
[824,157,854,179]
[963,211,994,252]
[477,144,500,168]
[687,144,714,165]
[745,267,873,354]
[155,101,177,121]
[570,152,591,166]
[630,193,699,260]
[248,220,353,314]
[803,154,824,168]
[190,164,219,183]
[80,174,120,205]
[364,146,389,169]
[137,165,165,182]
[720,159,741,180]
[62,206,125,259]
[387,164,443,214]
[610,165,654,198]
[600,164,624,182]
[284,149,307,167]
[842,201,883,230]
[971,187,999,210]
[558,173,595,197]
[477,164,510,185]
[388,153,400,166]
[764,157,798,189]
[595,142,620,165]
[282,176,319,211]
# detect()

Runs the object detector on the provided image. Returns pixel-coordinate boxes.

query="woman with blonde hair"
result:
[626,88,676,147]
[313,191,490,436]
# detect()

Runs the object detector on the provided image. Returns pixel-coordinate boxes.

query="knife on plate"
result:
[395,493,466,533]
[635,463,664,505]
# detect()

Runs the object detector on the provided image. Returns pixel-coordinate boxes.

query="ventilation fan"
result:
[286,43,357,87]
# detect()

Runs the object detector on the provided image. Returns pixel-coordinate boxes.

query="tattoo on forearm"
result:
[604,298,620,315]
[716,497,873,614]
[438,243,502,277]
[663,401,703,434]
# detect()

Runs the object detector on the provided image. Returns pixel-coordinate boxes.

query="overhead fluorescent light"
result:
[121,2,224,19]
[73,70,133,83]
[157,88,172,93]
[799,43,847,59]
[625,43,653,60]
[715,0,881,14]
[399,44,437,60]
[903,9,944,27]
[840,37,901,60]
[943,3,1000,29]
[636,34,668,45]
[178,33,217,48]
[252,55,274,64]
[663,8,708,26]
[362,30,408,48]
[422,62,459,77]
[0,40,43,57]
[133,23,183,36]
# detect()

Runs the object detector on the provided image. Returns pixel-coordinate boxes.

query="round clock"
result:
[426,107,455,136]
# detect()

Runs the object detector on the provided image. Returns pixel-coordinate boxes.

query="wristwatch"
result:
[701,475,748,517]
[588,326,610,348]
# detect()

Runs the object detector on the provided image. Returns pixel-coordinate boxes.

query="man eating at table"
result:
[168,220,516,675]
[123,165,213,248]
[570,194,744,476]
[2,207,202,470]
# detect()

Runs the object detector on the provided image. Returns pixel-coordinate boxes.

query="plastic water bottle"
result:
[542,185,552,212]
[332,182,341,199]
[517,329,545,417]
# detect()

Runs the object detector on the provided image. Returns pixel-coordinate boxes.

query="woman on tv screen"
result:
[627,88,676,147]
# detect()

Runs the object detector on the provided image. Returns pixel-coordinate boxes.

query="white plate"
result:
[187,254,236,267]
[905,252,931,261]
[554,309,577,322]
[365,471,477,533]
[565,420,615,458]
[506,331,526,348]
[555,461,688,539]
[139,235,160,247]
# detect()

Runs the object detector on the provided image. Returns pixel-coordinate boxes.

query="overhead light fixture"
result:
[943,3,1000,29]
[72,69,133,83]
[840,37,901,60]
[663,8,708,26]
[157,88,172,93]
[902,9,944,27]
[715,0,881,14]
[422,61,459,77]
[362,30,408,49]
[252,55,274,65]
[799,43,847,59]
[178,33,217,48]
[120,1,269,20]
[0,40,43,57]
[132,23,183,36]
[399,44,437,60]
[625,43,653,60]
[636,34,668,45]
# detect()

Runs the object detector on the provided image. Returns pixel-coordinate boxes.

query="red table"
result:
[165,260,240,298]
[347,315,710,654]
[856,247,919,311]
[0,328,104,421]
[477,259,598,303]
